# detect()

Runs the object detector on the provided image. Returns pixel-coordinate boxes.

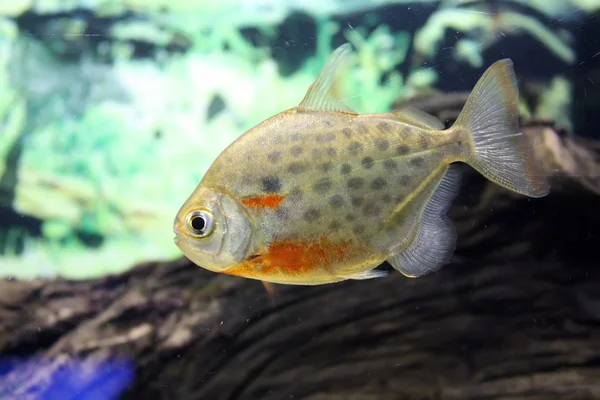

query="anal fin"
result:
[388,164,462,278]
[337,269,388,280]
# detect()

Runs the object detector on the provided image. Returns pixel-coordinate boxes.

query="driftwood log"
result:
[0,102,599,399]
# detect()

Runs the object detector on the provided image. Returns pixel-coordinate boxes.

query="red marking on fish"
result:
[242,193,285,209]
[223,236,360,279]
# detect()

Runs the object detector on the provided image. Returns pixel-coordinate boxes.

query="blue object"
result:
[0,357,135,400]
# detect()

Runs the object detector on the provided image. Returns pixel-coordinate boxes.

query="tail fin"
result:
[453,59,549,198]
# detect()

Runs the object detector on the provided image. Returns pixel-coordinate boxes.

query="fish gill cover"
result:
[0,0,594,279]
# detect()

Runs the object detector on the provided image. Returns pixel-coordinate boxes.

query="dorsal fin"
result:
[389,106,445,130]
[298,43,358,114]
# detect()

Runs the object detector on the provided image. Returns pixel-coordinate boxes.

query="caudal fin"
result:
[453,59,549,198]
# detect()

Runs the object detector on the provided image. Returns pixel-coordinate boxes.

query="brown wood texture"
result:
[0,120,599,400]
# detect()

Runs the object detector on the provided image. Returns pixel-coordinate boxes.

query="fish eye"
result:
[185,210,214,238]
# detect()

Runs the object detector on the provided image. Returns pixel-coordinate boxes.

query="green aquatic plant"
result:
[342,25,411,113]
[535,76,572,131]
[0,19,24,180]
[297,18,414,114]
[414,7,576,67]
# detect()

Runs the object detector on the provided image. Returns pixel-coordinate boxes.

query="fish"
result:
[172,43,549,286]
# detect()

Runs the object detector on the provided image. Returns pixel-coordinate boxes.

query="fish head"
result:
[173,185,255,273]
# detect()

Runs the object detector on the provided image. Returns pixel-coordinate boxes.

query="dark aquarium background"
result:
[0,1,599,399]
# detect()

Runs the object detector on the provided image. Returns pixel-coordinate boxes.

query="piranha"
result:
[173,43,549,288]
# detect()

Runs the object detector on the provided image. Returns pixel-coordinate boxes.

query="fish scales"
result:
[202,110,459,256]
[173,43,549,287]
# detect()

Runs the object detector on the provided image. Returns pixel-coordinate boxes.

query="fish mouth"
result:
[173,234,186,249]
[173,234,202,253]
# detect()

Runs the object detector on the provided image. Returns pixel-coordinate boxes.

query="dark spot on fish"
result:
[313,178,333,194]
[287,162,307,174]
[357,123,368,135]
[271,135,283,144]
[457,140,463,146]
[320,162,333,172]
[363,203,381,217]
[383,160,397,170]
[312,148,322,158]
[410,157,425,167]
[267,151,282,162]
[291,133,301,141]
[343,128,352,138]
[340,164,352,174]
[398,176,410,186]
[381,193,393,203]
[329,194,344,208]
[353,224,366,234]
[289,187,303,202]
[324,120,333,127]
[291,145,303,157]
[375,138,389,151]
[348,141,363,154]
[377,122,392,134]
[419,136,429,149]
[395,195,405,203]
[327,147,337,157]
[361,156,374,169]
[316,132,336,142]
[396,145,410,155]
[371,177,387,190]
[329,221,341,230]
[351,197,364,207]
[345,214,356,222]
[262,176,281,192]
[347,177,365,190]
[303,208,321,221]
